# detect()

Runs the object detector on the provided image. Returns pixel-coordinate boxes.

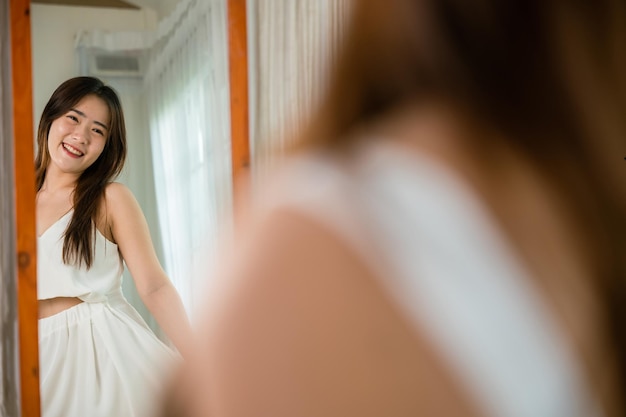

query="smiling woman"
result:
[41,95,110,183]
[34,76,192,417]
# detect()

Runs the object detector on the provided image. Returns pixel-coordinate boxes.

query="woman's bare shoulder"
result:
[103,182,136,205]
[97,182,142,238]
[192,207,480,416]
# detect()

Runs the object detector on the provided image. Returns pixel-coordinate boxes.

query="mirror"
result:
[26,2,238,415]
[30,0,229,339]
[26,0,350,413]
[29,0,351,330]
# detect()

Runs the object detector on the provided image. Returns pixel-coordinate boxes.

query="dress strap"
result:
[353,146,601,417]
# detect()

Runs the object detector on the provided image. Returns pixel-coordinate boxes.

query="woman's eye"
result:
[66,115,78,122]
[93,128,104,136]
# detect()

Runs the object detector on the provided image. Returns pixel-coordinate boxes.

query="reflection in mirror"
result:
[31,0,352,326]
[30,2,213,415]
[32,1,173,338]
[31,0,233,335]
[28,0,351,414]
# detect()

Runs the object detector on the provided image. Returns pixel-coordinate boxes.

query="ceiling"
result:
[30,0,178,19]
[31,0,140,8]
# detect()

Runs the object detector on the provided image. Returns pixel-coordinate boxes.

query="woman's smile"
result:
[62,142,84,157]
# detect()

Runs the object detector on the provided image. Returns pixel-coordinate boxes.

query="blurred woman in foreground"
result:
[172,1,626,416]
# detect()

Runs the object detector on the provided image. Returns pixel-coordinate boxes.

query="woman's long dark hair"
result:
[35,76,127,268]
[302,0,626,414]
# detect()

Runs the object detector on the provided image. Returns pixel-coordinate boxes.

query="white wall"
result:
[128,0,180,20]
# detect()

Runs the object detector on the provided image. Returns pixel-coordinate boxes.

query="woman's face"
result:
[46,94,110,175]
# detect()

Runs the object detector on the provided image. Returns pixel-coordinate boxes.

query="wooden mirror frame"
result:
[10,0,249,415]
[10,0,39,415]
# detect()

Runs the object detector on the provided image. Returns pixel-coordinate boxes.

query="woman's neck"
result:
[40,166,79,195]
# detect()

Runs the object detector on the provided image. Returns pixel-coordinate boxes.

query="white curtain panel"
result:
[145,0,232,315]
[247,0,353,189]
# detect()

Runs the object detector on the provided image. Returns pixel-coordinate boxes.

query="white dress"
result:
[261,140,602,417]
[37,210,178,417]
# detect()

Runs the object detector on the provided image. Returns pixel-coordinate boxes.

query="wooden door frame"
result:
[10,0,40,415]
[228,0,250,211]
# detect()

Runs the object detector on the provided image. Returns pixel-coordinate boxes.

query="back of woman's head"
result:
[305,0,626,411]
[310,0,626,254]
[312,0,625,154]
[35,76,127,189]
[311,0,626,280]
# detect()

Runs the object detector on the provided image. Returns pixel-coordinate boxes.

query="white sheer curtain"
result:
[145,0,232,315]
[247,0,353,186]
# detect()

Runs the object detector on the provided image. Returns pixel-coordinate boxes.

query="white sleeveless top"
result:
[259,141,602,417]
[37,210,124,303]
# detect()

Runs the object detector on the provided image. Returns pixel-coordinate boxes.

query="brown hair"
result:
[302,0,626,412]
[35,76,127,268]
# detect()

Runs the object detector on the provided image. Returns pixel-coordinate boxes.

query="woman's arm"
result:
[105,182,193,358]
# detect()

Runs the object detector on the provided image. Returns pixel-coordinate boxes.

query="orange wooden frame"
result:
[227,0,250,192]
[10,0,40,415]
